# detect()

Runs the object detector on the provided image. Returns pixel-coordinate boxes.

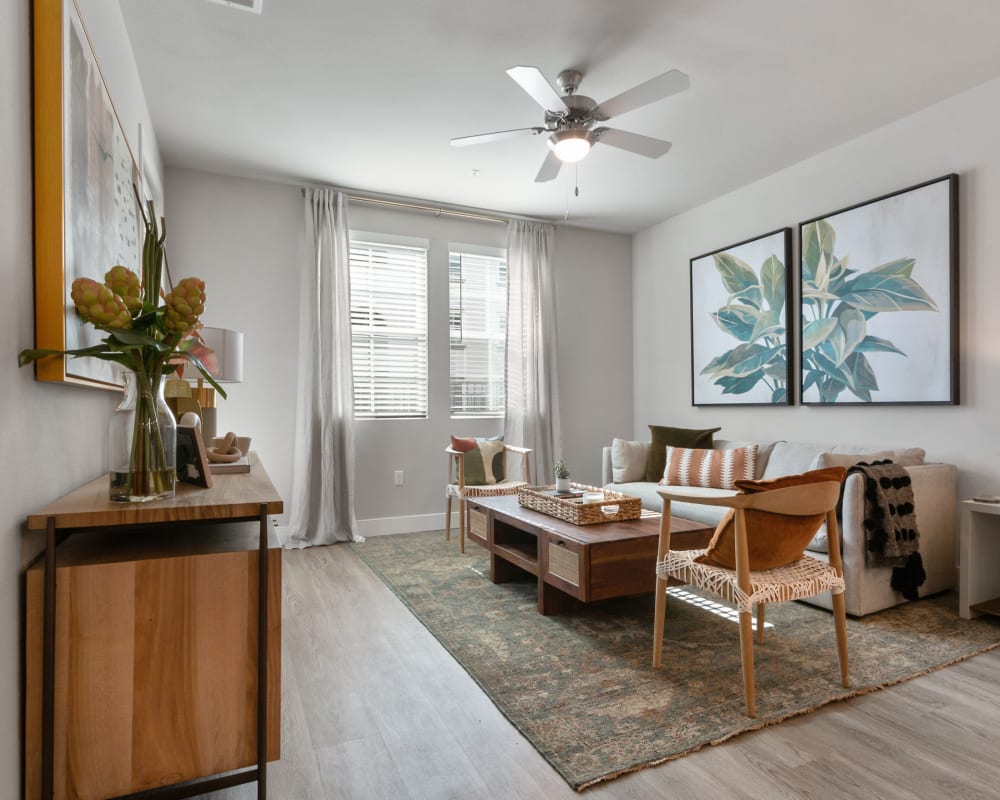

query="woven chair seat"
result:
[657,548,845,614]
[447,480,527,500]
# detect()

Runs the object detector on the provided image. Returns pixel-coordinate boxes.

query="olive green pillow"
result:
[645,425,721,482]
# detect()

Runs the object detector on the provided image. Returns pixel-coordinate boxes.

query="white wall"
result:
[3,0,159,793]
[164,167,633,533]
[633,74,1000,502]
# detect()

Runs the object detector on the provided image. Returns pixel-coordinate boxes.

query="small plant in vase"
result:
[554,459,571,493]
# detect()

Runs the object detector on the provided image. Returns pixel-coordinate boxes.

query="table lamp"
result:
[190,327,244,443]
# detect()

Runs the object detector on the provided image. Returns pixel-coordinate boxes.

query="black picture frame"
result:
[799,174,959,405]
[690,228,793,406]
[176,425,213,488]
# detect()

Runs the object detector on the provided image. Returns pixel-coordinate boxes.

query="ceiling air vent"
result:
[206,0,263,13]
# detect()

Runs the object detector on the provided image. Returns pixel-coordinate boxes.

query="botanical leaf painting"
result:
[690,229,791,406]
[799,175,956,404]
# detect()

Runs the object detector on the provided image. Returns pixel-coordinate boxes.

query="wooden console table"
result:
[24,459,283,800]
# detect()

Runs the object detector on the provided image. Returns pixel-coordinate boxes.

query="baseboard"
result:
[357,512,458,537]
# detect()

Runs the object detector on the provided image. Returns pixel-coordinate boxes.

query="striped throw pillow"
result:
[660,445,758,490]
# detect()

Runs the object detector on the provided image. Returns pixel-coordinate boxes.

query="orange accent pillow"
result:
[696,466,847,570]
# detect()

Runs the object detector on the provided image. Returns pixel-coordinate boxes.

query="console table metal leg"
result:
[257,504,268,799]
[42,515,56,800]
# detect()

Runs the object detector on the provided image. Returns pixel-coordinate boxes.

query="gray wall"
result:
[164,167,634,533]
[3,0,159,791]
[633,74,1000,504]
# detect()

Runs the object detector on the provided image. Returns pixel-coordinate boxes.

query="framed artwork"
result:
[690,228,793,406]
[177,426,213,488]
[33,0,144,389]
[799,174,958,405]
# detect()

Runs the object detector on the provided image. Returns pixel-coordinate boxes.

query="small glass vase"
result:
[109,370,177,502]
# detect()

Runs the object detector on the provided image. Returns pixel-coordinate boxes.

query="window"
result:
[449,249,507,417]
[350,237,428,418]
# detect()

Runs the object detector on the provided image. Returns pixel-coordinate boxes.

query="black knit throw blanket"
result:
[846,460,926,601]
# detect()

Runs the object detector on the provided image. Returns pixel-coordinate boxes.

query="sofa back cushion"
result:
[696,466,847,570]
[660,445,758,490]
[611,438,649,483]
[645,425,721,482]
[810,450,893,470]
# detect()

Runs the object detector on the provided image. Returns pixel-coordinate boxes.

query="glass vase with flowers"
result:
[18,203,225,501]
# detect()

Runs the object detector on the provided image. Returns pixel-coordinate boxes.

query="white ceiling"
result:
[120,0,1000,234]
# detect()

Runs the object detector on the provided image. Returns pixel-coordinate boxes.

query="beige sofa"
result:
[601,439,957,617]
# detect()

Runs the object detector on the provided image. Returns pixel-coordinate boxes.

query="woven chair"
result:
[652,481,849,717]
[446,444,532,553]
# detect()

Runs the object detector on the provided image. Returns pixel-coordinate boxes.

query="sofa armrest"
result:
[602,446,613,486]
[840,463,957,585]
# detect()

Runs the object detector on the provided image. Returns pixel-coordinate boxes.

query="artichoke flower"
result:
[105,265,142,313]
[163,277,206,335]
[70,277,132,329]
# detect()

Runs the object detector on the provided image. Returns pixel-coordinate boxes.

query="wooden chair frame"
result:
[652,481,849,717]
[445,444,532,553]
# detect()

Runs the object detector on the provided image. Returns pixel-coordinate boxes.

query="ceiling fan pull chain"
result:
[575,163,580,197]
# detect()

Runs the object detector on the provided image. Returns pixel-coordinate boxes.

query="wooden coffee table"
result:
[465,494,713,615]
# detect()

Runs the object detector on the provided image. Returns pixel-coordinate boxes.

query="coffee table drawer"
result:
[545,536,587,601]
[468,506,489,548]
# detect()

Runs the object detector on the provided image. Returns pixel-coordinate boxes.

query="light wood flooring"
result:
[199,540,1000,799]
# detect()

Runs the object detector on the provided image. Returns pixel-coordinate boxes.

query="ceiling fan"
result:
[450,66,690,182]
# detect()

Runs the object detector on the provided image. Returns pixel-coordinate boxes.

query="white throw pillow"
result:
[611,438,648,483]
[892,448,926,467]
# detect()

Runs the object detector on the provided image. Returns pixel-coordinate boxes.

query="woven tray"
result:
[518,483,642,525]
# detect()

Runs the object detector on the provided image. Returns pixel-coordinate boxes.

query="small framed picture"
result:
[177,425,213,488]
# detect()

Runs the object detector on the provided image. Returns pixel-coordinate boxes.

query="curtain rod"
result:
[299,183,552,227]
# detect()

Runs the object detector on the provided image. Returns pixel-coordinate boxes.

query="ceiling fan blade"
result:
[507,66,568,112]
[594,69,690,119]
[450,127,545,147]
[592,127,672,158]
[534,150,562,182]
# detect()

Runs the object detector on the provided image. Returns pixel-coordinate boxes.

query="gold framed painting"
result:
[33,0,143,389]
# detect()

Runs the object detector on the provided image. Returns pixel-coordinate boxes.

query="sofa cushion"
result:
[697,466,847,570]
[612,483,735,528]
[761,442,828,479]
[450,435,504,485]
[611,438,649,483]
[660,445,757,490]
[645,425,721,482]
[809,450,893,470]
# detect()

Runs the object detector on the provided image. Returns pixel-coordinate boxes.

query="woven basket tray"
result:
[518,484,642,525]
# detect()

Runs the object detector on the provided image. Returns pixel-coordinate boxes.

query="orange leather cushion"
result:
[696,466,847,570]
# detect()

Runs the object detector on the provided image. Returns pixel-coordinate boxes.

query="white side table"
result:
[959,499,1000,618]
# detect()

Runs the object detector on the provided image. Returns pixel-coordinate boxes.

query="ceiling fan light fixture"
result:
[547,129,591,163]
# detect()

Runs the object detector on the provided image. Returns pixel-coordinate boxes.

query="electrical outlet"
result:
[394,470,404,486]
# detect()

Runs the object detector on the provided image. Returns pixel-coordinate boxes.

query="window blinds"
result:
[350,239,428,418]
[449,250,507,417]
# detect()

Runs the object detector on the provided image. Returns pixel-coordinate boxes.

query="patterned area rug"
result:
[350,532,1000,791]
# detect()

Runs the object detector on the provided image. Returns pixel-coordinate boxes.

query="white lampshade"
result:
[548,129,592,163]
[198,327,244,383]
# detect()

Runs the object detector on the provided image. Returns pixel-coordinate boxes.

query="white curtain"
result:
[504,220,561,482]
[281,189,360,547]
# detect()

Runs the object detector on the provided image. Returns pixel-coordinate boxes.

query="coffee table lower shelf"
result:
[466,495,713,615]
